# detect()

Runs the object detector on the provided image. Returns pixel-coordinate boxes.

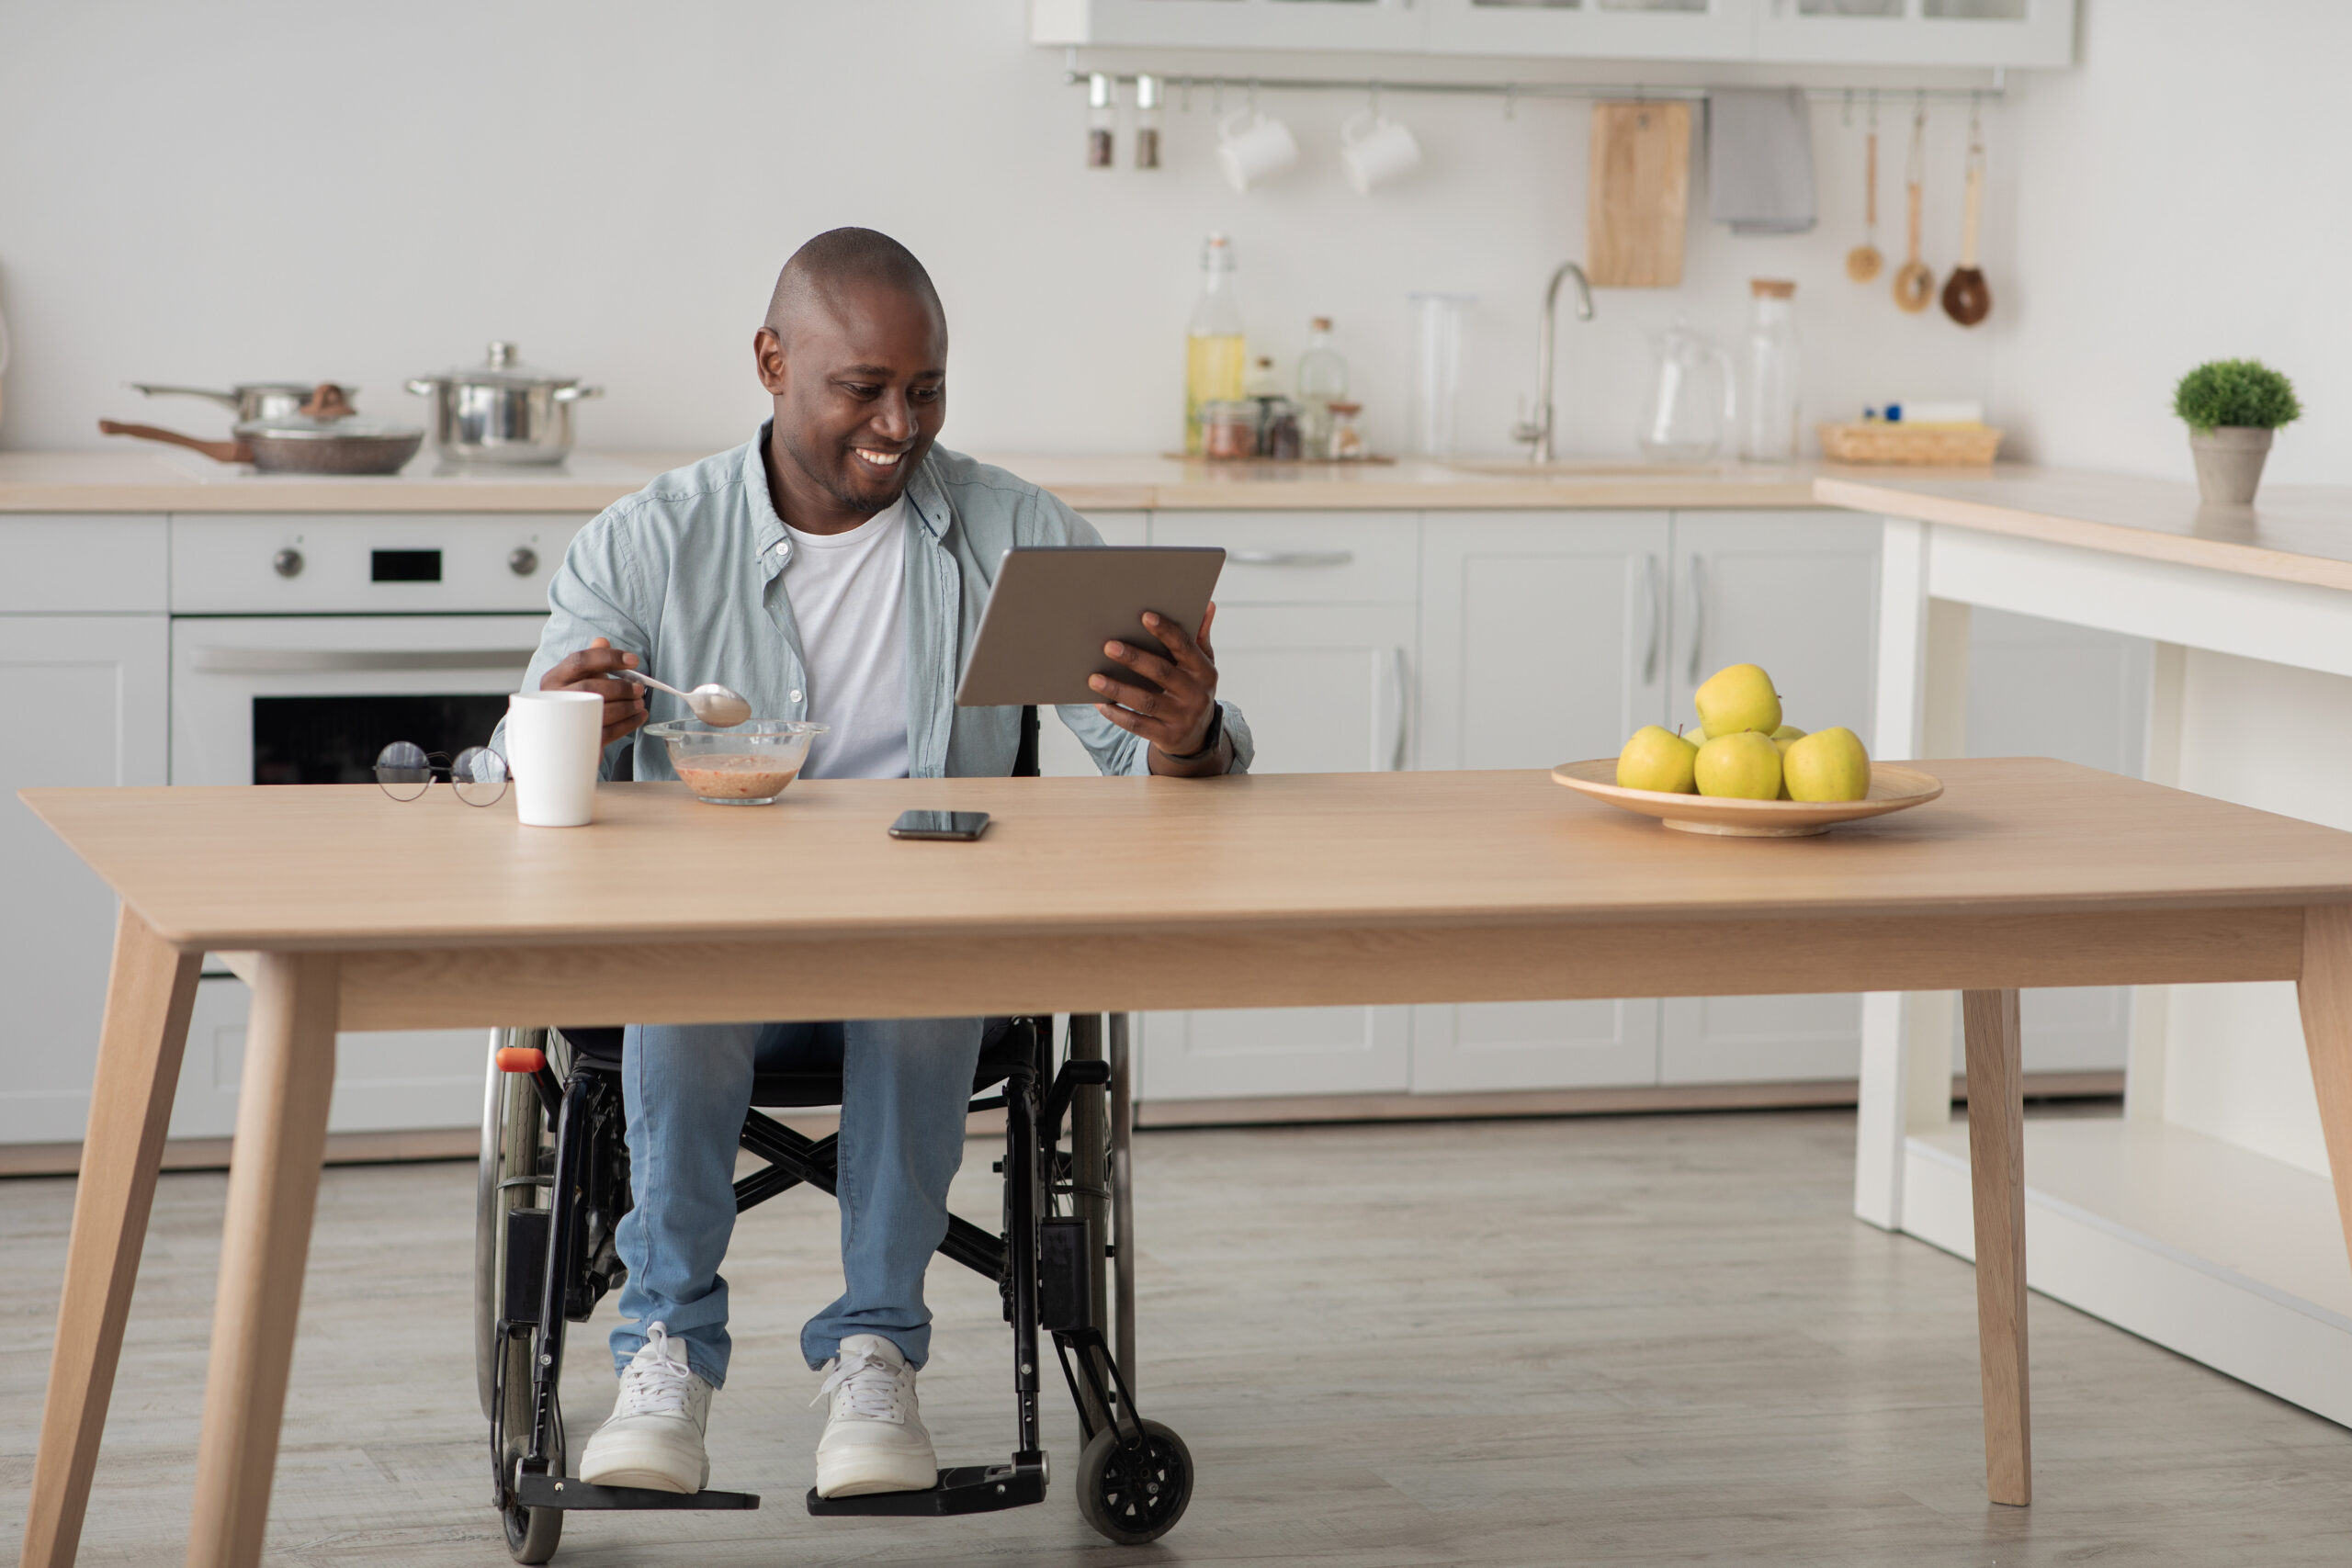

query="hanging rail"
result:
[1062,59,2006,105]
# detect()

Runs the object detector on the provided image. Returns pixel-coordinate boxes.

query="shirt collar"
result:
[743,420,954,569]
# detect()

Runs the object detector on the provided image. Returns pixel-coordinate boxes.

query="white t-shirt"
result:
[783,497,910,781]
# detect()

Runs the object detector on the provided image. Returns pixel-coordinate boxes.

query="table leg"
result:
[1963,987,2030,1506]
[2297,905,2352,1274]
[185,953,339,1568]
[21,908,201,1568]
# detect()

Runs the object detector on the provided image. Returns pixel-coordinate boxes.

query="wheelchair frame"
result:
[470,1011,1184,1562]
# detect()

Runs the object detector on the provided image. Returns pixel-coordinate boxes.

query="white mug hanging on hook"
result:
[1216,107,1299,193]
[1340,108,1421,195]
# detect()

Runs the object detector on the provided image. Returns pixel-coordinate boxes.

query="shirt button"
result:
[790,690,804,704]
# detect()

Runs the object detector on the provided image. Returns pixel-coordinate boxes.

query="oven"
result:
[165,513,585,1142]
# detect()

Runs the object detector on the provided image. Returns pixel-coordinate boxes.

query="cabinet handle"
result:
[1686,553,1708,685]
[190,648,537,674]
[1641,553,1663,686]
[1227,549,1353,568]
[1387,645,1411,772]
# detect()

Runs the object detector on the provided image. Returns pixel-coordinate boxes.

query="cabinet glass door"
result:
[1752,0,2073,66]
[1036,0,1430,51]
[1424,0,1756,60]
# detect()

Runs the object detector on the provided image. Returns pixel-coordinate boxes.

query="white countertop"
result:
[0,447,1841,513]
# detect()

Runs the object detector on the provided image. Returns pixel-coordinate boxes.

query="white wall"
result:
[1990,1,2352,481]
[0,1,2002,463]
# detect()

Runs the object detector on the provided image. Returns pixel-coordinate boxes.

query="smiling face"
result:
[755,276,947,529]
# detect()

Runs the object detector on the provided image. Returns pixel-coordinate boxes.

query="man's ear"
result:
[752,327,789,395]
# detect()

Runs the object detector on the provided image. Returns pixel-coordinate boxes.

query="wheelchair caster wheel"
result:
[501,1491,561,1563]
[1075,1418,1192,1544]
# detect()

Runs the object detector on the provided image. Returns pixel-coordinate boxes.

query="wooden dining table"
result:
[19,761,2352,1568]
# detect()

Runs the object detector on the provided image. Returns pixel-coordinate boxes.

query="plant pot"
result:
[2188,426,2274,507]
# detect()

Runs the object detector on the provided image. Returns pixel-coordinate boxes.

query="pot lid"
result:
[416,340,581,388]
[233,384,419,442]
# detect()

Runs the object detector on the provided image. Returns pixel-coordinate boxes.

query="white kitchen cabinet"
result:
[1137,513,1419,1100]
[1031,0,1429,51]
[1751,0,2073,67]
[1423,0,1756,62]
[1414,512,1668,1091]
[0,614,169,1145]
[1659,508,1880,1085]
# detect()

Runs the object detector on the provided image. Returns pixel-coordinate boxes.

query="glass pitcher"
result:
[1637,322,1736,464]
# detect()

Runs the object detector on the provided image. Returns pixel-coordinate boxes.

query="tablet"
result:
[955,546,1226,708]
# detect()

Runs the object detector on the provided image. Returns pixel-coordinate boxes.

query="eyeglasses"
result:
[375,741,510,806]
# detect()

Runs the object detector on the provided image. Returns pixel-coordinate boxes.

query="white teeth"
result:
[856,448,901,467]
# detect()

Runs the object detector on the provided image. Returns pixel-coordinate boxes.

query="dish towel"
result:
[1707,88,1815,235]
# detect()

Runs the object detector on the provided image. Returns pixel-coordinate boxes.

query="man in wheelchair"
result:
[512,228,1252,1503]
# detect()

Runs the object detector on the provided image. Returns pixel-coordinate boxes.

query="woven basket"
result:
[1816,422,2003,467]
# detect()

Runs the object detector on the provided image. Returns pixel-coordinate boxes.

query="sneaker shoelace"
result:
[812,1345,910,1422]
[616,1323,699,1418]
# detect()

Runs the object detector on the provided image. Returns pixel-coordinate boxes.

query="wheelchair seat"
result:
[554,1019,1031,1109]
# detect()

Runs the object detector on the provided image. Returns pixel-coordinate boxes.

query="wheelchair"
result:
[471,1012,1183,1562]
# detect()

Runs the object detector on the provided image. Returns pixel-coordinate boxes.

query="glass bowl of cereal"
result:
[647,719,827,805]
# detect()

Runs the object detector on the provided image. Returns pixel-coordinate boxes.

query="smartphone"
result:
[888,810,991,842]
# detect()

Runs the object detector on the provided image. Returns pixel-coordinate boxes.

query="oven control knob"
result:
[272,547,304,579]
[508,547,539,577]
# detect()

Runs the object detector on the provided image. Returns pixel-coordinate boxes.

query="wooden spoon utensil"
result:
[1846,111,1883,283]
[1941,106,1992,327]
[1893,102,1935,314]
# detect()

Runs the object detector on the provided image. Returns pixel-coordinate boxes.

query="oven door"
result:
[167,613,548,1141]
[171,613,547,786]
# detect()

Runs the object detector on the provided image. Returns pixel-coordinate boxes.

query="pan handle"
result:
[126,383,241,410]
[551,384,604,402]
[97,419,250,464]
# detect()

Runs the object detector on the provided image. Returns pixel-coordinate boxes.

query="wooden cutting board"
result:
[1588,101,1690,288]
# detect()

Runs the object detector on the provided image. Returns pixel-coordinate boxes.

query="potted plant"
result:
[2174,358,2301,506]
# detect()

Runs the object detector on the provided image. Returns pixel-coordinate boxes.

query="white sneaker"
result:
[811,1334,937,1497]
[578,1322,713,1494]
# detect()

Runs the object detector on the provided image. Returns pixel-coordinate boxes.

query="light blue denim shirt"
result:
[510,426,1254,783]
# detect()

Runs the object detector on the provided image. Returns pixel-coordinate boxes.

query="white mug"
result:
[1216,109,1299,193]
[1340,110,1421,195]
[505,690,604,827]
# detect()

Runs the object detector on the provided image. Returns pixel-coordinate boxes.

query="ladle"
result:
[1845,112,1883,283]
[1940,107,1992,327]
[614,669,752,728]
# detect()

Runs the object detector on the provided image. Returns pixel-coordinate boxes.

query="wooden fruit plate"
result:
[1550,760,1944,838]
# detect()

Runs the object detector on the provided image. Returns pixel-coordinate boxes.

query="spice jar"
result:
[1264,400,1302,460]
[1201,400,1260,460]
[1135,73,1162,170]
[1086,73,1114,169]
[1326,400,1365,460]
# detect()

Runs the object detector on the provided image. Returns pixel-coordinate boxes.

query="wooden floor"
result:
[5,1108,2348,1566]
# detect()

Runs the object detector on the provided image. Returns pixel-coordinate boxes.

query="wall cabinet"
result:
[0,614,170,1144]
[1035,0,2075,66]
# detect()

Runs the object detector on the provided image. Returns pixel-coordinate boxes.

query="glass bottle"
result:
[1184,233,1246,457]
[1295,316,1350,457]
[1740,278,1801,463]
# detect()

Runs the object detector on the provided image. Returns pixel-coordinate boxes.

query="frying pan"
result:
[100,384,423,475]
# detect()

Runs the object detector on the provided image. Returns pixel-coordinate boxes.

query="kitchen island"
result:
[1821,468,2352,1429]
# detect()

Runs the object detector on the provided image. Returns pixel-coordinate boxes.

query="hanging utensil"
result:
[1893,101,1935,314]
[1846,98,1883,284]
[1941,100,1993,327]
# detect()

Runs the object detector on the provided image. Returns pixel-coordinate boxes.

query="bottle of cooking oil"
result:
[1295,316,1350,457]
[1184,232,1246,456]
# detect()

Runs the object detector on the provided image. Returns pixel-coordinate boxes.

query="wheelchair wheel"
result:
[478,1031,564,1562]
[1075,1419,1192,1545]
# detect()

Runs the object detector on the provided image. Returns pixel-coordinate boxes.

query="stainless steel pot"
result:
[405,342,601,466]
[130,381,350,423]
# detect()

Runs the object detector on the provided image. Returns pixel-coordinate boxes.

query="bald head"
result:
[764,227,944,344]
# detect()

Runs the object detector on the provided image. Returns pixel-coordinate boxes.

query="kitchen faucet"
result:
[1512,261,1596,463]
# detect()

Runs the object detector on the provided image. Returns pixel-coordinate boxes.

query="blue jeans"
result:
[610,1016,985,1388]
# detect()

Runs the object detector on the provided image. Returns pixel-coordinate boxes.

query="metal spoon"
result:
[614,669,752,728]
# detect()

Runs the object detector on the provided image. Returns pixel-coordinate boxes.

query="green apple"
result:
[1694,730,1783,800]
[1616,726,1699,794]
[1783,727,1871,802]
[1694,664,1783,738]
[1770,724,1806,743]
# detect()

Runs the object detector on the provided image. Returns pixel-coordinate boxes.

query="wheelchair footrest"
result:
[804,1461,1046,1517]
[515,1475,760,1511]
